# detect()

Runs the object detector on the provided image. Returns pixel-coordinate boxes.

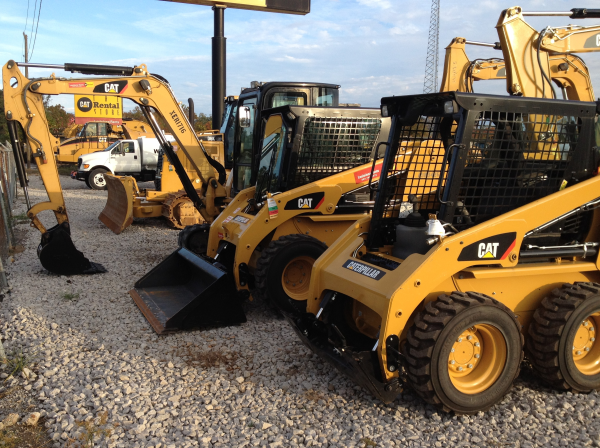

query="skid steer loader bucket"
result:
[98,174,135,234]
[129,248,246,334]
[38,222,107,275]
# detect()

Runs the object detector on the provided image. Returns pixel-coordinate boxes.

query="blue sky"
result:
[2,0,599,114]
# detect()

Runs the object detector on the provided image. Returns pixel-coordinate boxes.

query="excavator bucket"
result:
[129,248,246,334]
[38,222,106,275]
[98,174,135,235]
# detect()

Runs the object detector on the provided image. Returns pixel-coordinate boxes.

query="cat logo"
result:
[284,192,325,210]
[298,198,313,209]
[93,80,128,94]
[457,232,517,262]
[478,242,500,259]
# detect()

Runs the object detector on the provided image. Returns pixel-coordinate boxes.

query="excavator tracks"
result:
[161,191,205,229]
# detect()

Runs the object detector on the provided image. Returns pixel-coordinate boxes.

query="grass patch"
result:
[360,438,377,447]
[61,292,80,301]
[0,424,51,448]
[3,346,38,380]
[66,411,118,448]
[175,344,239,370]
[247,421,255,428]
[57,164,77,177]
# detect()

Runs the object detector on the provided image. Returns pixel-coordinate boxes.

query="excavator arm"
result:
[2,60,226,275]
[497,6,599,100]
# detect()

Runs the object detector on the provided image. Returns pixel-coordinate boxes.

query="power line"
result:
[29,0,37,45]
[23,0,30,33]
[29,0,43,61]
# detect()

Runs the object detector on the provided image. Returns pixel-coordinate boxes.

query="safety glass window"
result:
[123,142,135,153]
[97,123,108,136]
[85,123,97,137]
[315,87,338,107]
[268,92,307,107]
[256,115,286,199]
[111,143,122,154]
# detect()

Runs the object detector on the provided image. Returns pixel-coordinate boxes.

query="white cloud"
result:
[356,0,392,9]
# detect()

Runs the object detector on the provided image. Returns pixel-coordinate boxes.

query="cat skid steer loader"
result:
[3,60,229,276]
[283,7,600,414]
[130,105,393,333]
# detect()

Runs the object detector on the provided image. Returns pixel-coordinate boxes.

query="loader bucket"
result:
[38,222,107,275]
[129,248,246,334]
[98,174,135,234]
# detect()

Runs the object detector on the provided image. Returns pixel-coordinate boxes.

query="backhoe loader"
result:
[100,82,339,233]
[280,6,600,414]
[3,60,229,276]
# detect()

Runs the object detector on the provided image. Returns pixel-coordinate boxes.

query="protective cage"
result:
[257,105,389,200]
[369,92,597,248]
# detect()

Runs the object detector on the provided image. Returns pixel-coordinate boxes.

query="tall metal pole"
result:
[23,33,29,79]
[212,6,226,130]
[423,0,440,93]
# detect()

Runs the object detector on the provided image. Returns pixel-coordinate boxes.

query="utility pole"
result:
[23,33,29,78]
[212,6,226,130]
[423,0,440,93]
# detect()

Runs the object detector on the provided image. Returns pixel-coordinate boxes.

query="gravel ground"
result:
[1,174,600,448]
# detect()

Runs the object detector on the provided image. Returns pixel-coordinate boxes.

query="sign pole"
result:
[212,5,226,130]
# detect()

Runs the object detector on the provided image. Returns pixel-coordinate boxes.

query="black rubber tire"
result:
[405,291,524,413]
[88,168,108,190]
[84,176,92,189]
[178,223,210,255]
[527,282,600,392]
[254,234,327,314]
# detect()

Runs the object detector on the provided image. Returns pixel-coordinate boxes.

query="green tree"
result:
[43,96,74,137]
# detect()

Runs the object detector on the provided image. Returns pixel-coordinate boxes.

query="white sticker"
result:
[398,202,413,218]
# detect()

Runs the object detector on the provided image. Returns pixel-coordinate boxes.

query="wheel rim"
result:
[281,256,314,301]
[572,312,600,376]
[448,324,507,395]
[93,173,106,187]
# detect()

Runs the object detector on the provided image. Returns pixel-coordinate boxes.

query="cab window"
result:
[267,92,307,108]
[255,115,286,201]
[111,143,122,154]
[315,87,338,106]
[85,123,97,137]
[97,123,108,136]
[235,97,257,191]
[122,142,136,153]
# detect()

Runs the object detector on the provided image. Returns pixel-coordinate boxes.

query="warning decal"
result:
[354,161,383,184]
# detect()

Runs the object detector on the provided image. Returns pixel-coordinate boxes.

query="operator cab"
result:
[231,81,340,195]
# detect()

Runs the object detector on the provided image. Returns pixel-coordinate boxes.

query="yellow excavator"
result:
[279,5,600,415]
[3,60,229,276]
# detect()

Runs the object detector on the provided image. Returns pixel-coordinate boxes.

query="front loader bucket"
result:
[98,174,135,234]
[129,248,246,334]
[38,222,107,275]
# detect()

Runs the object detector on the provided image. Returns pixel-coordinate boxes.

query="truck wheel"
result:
[527,282,600,392]
[84,176,92,189]
[88,168,108,190]
[254,234,327,314]
[405,291,523,413]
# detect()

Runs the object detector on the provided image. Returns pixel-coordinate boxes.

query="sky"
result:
[1,0,599,115]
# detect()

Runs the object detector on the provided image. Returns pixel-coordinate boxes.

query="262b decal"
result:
[457,232,517,262]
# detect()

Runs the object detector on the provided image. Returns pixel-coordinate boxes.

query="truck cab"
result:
[230,82,340,194]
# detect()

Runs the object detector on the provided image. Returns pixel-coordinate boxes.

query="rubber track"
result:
[254,234,326,312]
[404,291,524,413]
[527,282,600,391]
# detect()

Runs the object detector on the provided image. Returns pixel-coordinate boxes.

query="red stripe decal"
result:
[500,240,516,260]
[314,197,325,209]
[120,84,129,94]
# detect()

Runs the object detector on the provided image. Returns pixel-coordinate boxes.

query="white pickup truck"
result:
[72,136,174,190]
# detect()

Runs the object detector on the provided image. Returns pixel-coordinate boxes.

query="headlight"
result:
[83,164,90,169]
[381,105,389,117]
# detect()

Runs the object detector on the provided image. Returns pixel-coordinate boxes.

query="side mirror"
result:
[239,106,252,128]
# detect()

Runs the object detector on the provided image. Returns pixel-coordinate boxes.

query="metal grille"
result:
[454,112,579,228]
[290,117,382,189]
[382,116,453,218]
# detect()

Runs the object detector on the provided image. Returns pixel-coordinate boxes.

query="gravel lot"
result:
[1,174,600,448]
